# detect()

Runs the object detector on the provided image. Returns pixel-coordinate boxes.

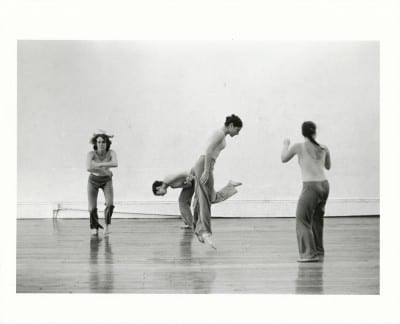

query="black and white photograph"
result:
[17,40,379,294]
[1,1,400,323]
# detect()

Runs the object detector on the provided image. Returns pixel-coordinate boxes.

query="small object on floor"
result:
[297,256,319,263]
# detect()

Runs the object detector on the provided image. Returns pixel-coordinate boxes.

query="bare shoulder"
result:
[211,129,225,141]
[292,142,302,152]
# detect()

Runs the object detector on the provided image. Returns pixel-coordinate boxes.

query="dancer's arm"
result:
[281,139,300,163]
[86,152,112,176]
[163,172,190,188]
[201,131,225,184]
[92,150,118,168]
[322,145,331,170]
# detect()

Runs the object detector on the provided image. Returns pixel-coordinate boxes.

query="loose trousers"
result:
[296,180,330,259]
[178,177,238,228]
[191,155,216,236]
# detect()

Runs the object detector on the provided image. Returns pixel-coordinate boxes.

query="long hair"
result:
[90,134,112,151]
[301,121,324,149]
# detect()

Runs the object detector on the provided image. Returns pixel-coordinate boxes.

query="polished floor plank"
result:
[17,217,379,294]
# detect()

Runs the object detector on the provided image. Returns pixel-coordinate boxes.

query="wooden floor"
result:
[17,217,379,294]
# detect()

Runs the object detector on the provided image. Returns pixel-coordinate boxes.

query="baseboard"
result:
[17,198,380,219]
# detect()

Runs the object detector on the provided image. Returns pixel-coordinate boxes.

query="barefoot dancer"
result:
[192,114,243,249]
[281,121,331,262]
[152,172,242,229]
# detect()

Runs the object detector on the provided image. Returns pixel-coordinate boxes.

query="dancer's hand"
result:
[283,138,290,146]
[200,171,209,184]
[185,174,195,185]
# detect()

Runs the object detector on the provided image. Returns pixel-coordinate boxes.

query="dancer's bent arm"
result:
[281,139,300,163]
[322,145,331,170]
[91,150,118,168]
[86,152,112,176]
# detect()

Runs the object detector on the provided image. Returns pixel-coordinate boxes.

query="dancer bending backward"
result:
[281,121,331,262]
[86,130,118,235]
[152,171,242,229]
[192,114,243,249]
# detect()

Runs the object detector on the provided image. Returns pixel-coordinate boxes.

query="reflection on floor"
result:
[17,217,379,294]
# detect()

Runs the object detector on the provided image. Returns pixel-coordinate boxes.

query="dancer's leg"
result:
[103,180,114,234]
[212,181,241,203]
[311,181,329,256]
[178,185,195,229]
[88,177,101,232]
[192,156,216,249]
[296,183,319,261]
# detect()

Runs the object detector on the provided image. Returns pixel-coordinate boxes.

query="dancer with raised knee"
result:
[281,121,331,262]
[152,171,242,229]
[86,130,118,235]
[192,114,243,249]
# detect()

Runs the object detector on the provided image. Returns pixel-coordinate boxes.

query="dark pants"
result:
[88,174,115,228]
[296,180,329,259]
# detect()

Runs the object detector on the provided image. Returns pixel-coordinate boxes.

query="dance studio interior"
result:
[17,40,379,294]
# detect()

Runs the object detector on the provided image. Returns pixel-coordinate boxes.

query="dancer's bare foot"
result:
[228,180,242,187]
[91,228,98,235]
[202,233,217,250]
[104,225,111,235]
[297,256,319,263]
[180,225,192,230]
[196,233,205,243]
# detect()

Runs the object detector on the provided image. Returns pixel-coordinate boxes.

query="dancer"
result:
[152,171,242,229]
[281,121,331,262]
[86,130,118,235]
[192,114,243,249]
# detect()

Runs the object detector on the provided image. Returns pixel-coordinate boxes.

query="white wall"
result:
[17,41,379,218]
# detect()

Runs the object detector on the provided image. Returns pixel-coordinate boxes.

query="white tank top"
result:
[298,143,327,181]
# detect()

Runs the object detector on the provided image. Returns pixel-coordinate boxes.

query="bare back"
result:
[297,142,327,182]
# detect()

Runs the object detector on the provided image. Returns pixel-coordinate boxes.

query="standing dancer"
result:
[192,114,243,249]
[281,121,331,262]
[152,171,242,229]
[86,130,118,235]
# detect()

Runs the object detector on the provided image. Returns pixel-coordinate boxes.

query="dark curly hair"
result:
[152,180,164,195]
[90,134,112,151]
[224,114,243,128]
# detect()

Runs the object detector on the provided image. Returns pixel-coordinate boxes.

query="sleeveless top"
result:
[298,143,327,182]
[90,150,113,178]
[92,150,112,163]
[204,129,226,160]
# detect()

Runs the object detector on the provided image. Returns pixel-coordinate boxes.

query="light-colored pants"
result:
[178,177,238,228]
[192,155,238,236]
[296,180,329,259]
